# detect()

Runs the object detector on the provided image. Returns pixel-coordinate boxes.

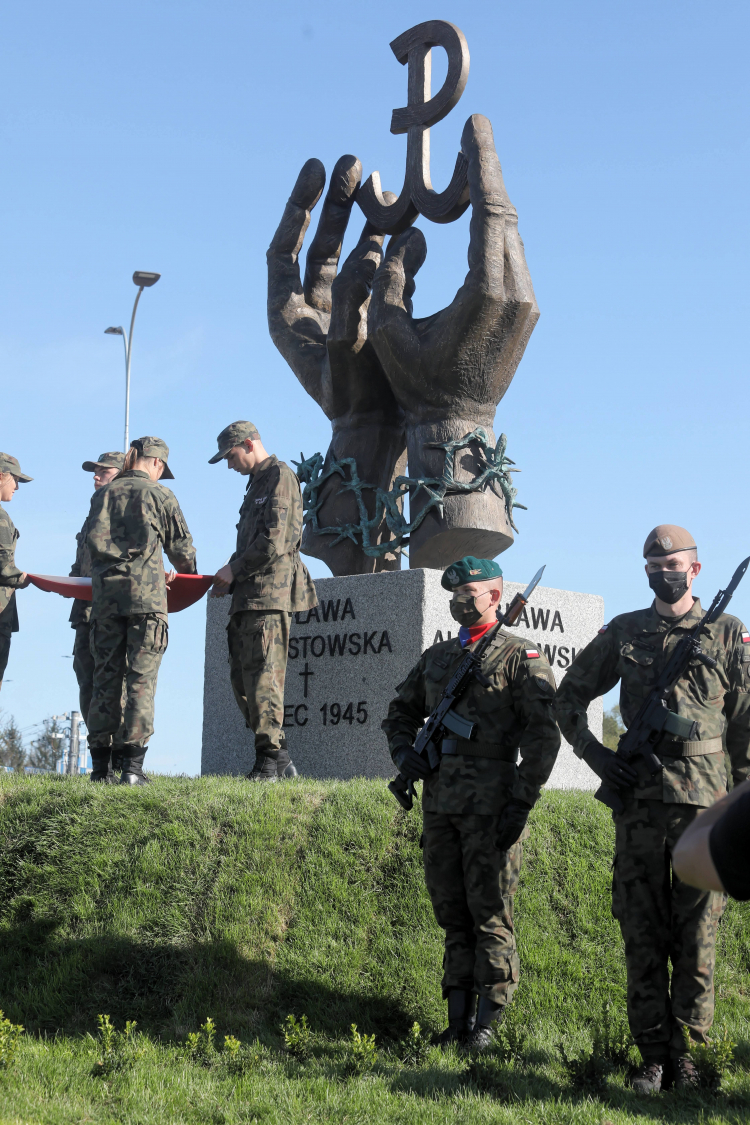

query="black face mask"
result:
[449,593,484,627]
[648,569,690,604]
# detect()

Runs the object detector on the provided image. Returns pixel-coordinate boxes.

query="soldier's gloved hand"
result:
[582,742,638,788]
[495,798,532,852]
[393,746,430,781]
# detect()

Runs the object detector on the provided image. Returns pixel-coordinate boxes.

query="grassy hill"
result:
[0,774,748,1124]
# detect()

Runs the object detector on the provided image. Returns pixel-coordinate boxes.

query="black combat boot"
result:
[672,1055,699,1091]
[111,746,126,773]
[463,996,504,1051]
[436,989,477,1047]
[276,741,298,779]
[89,749,114,783]
[120,748,150,786]
[630,1059,665,1094]
[246,751,279,782]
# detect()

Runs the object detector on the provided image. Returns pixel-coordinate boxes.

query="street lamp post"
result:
[105,271,161,452]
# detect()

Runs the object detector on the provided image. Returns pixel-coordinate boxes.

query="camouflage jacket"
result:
[69,509,93,627]
[87,470,197,619]
[382,630,561,814]
[229,455,317,614]
[0,504,23,635]
[556,598,750,807]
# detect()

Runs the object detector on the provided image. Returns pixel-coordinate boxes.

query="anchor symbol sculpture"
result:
[357,19,471,235]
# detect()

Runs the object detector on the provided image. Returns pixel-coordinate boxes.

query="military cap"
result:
[441,556,504,590]
[208,421,261,464]
[643,524,697,558]
[0,452,33,482]
[82,451,126,473]
[130,436,174,479]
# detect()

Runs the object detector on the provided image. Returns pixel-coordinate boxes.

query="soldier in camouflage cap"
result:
[69,452,126,778]
[86,437,196,784]
[556,526,750,1093]
[210,421,317,780]
[382,556,560,1049]
[0,454,32,691]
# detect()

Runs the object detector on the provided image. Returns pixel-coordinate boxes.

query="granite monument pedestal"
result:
[202,569,603,788]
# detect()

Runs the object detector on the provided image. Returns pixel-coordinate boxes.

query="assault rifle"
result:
[388,565,546,811]
[597,555,750,815]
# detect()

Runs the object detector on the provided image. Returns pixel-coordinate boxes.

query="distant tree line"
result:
[0,714,67,773]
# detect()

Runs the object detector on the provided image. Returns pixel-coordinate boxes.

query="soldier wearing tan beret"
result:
[556,525,750,1093]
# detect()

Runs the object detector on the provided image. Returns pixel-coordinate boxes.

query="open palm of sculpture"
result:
[267,113,538,574]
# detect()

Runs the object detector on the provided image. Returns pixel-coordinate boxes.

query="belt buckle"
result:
[442,739,458,756]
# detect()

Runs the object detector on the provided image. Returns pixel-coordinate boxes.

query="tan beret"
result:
[643,524,696,558]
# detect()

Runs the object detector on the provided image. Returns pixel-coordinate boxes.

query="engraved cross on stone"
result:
[299,661,314,698]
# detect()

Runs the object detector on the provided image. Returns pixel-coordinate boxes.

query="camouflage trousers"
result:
[73,623,126,746]
[227,610,290,757]
[87,614,168,748]
[613,798,726,1059]
[423,811,522,1005]
[0,630,10,691]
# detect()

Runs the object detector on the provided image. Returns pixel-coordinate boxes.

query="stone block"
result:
[201,569,604,789]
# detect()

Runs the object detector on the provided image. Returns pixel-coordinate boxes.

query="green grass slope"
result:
[0,774,748,1124]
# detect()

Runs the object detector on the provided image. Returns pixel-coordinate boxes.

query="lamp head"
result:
[104,326,124,336]
[132,271,160,288]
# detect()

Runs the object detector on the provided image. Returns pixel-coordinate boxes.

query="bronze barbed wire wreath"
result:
[294,428,524,559]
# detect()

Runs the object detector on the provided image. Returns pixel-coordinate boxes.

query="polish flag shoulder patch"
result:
[525,649,540,659]
[742,631,750,644]
[598,624,609,634]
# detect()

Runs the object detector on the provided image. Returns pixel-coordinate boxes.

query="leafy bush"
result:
[0,1011,24,1070]
[397,1021,431,1067]
[93,1014,145,1077]
[344,1023,377,1076]
[495,1014,529,1064]
[283,1014,312,1060]
[560,1042,609,1096]
[185,1017,217,1065]
[593,1001,633,1066]
[682,1025,736,1090]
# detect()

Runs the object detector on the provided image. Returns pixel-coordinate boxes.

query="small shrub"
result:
[495,1016,528,1064]
[0,1011,24,1071]
[93,1014,145,1077]
[682,1025,736,1090]
[397,1022,431,1067]
[283,1014,312,1060]
[344,1023,377,1076]
[560,1042,609,1096]
[185,1017,217,1066]
[593,1002,633,1066]
[220,1034,267,1076]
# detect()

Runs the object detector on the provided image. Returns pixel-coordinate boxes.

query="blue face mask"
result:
[648,569,690,604]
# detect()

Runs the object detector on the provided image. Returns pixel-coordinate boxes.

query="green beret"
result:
[441,556,504,591]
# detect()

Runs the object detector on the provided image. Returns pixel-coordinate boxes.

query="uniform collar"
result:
[122,469,150,479]
[245,454,277,490]
[643,597,703,632]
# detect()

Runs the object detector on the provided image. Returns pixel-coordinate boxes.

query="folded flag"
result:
[27,573,215,614]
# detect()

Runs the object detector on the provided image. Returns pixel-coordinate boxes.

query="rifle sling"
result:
[442,738,518,763]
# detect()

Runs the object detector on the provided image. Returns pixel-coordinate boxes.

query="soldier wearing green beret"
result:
[0,454,33,691]
[556,525,750,1093]
[210,421,317,780]
[86,437,197,784]
[382,556,560,1049]
[69,452,126,773]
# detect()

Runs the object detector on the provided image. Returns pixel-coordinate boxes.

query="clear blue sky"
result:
[2,1,748,773]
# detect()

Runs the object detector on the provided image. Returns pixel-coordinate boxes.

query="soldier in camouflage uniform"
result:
[210,421,317,781]
[69,451,125,773]
[556,525,750,1094]
[87,437,197,785]
[0,454,33,691]
[382,556,560,1049]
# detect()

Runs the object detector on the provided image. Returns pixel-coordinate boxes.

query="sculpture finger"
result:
[267,158,326,310]
[368,226,426,374]
[328,191,397,347]
[303,155,362,313]
[461,114,535,309]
